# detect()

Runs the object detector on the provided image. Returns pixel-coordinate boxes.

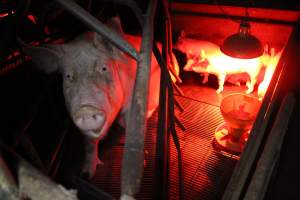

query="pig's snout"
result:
[73,106,105,137]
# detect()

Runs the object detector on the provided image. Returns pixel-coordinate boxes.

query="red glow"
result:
[189,46,281,96]
[0,13,9,18]
[258,48,282,99]
[205,52,261,75]
[27,15,37,24]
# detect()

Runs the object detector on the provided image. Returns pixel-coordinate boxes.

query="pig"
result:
[192,50,264,94]
[258,47,283,99]
[22,17,168,178]
[174,31,267,94]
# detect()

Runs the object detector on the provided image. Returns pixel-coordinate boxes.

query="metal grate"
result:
[92,95,237,200]
[169,95,237,200]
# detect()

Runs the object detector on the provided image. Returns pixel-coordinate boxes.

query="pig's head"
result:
[185,49,209,72]
[24,25,126,140]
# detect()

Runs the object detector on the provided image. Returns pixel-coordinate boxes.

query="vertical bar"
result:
[121,0,158,199]
[244,93,295,200]
[154,66,169,200]
[154,8,170,199]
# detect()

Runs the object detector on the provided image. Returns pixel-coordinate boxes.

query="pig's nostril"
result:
[92,113,104,124]
[92,114,99,120]
[74,108,105,132]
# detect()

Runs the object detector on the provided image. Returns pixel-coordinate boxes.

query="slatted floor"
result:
[91,94,237,200]
[169,95,237,200]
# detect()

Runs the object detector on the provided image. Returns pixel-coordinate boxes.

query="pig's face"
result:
[62,38,124,139]
[24,33,125,139]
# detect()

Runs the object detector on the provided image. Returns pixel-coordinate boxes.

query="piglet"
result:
[23,17,163,178]
[174,31,267,94]
[192,50,264,94]
[258,48,283,99]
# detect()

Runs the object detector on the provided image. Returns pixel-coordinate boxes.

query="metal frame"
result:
[54,0,178,199]
[222,19,300,200]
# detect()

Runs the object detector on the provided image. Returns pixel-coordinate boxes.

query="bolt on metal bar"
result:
[120,0,157,199]
[55,0,138,60]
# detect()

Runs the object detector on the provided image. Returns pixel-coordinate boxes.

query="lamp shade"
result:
[220,22,263,59]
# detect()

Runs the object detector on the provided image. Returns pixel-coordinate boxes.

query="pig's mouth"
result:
[73,106,107,139]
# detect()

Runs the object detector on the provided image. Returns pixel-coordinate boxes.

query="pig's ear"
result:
[178,29,186,42]
[93,16,126,62]
[106,16,124,36]
[270,48,275,57]
[22,44,64,74]
[179,30,186,38]
[93,33,126,62]
[263,44,270,55]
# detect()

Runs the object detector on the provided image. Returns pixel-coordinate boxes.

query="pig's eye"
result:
[65,73,74,81]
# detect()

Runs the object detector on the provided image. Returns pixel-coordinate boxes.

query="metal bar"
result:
[163,1,185,199]
[175,115,186,131]
[222,48,284,200]
[174,97,184,112]
[18,156,78,200]
[168,82,184,200]
[0,154,19,200]
[163,0,183,84]
[109,0,182,84]
[154,8,170,200]
[222,20,300,200]
[55,0,138,60]
[72,176,115,200]
[47,118,70,176]
[18,134,45,171]
[0,141,78,200]
[244,93,295,200]
[154,59,169,200]
[172,10,297,27]
[121,0,157,199]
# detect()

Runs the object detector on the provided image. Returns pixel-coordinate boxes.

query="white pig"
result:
[192,50,264,94]
[23,17,178,178]
[174,31,268,94]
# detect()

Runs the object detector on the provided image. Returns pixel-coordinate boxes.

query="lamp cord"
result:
[213,0,240,24]
[214,0,255,24]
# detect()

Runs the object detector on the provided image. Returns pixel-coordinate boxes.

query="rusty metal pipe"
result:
[121,0,157,199]
[55,0,138,60]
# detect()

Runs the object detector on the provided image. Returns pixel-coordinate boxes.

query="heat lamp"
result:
[220,21,263,59]
[215,93,261,154]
